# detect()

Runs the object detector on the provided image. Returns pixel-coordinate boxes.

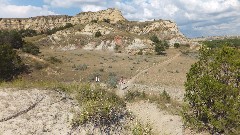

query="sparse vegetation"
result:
[45,56,62,64]
[33,61,48,70]
[125,90,180,114]
[125,90,146,102]
[132,121,154,135]
[73,64,88,71]
[45,23,73,35]
[183,46,240,134]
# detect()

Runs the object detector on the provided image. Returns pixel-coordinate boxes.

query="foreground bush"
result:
[183,46,240,134]
[72,84,128,133]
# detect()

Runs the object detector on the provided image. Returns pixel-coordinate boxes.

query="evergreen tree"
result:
[183,46,240,134]
[0,45,23,81]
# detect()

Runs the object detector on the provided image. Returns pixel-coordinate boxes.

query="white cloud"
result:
[43,0,108,8]
[0,0,56,18]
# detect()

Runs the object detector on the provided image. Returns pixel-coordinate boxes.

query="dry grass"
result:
[22,48,171,83]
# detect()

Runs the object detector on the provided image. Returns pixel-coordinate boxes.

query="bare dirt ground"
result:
[0,88,80,135]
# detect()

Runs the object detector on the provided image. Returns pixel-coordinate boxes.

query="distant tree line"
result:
[202,38,240,48]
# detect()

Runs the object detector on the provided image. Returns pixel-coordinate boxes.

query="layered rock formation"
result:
[71,8,126,24]
[0,8,126,32]
[0,15,72,32]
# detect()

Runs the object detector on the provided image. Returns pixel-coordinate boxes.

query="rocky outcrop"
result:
[80,23,115,35]
[71,8,126,24]
[0,15,72,32]
[0,8,126,32]
[129,20,188,46]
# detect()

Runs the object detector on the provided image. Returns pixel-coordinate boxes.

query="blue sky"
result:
[1,0,240,38]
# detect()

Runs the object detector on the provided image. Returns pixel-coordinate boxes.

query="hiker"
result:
[120,76,124,84]
[95,75,100,82]
[119,76,126,90]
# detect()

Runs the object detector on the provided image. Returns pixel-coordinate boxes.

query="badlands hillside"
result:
[0,8,191,54]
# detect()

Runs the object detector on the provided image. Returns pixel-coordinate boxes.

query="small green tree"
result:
[150,35,160,43]
[95,31,102,38]
[150,35,167,55]
[174,43,180,48]
[0,45,23,81]
[183,46,240,134]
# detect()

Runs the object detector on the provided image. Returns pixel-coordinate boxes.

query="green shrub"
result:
[107,72,118,88]
[19,29,38,37]
[95,31,102,38]
[72,84,127,132]
[0,30,23,49]
[150,35,160,43]
[125,90,146,102]
[22,42,40,55]
[73,64,88,71]
[174,43,180,48]
[0,44,24,81]
[137,49,143,55]
[160,90,171,102]
[103,18,110,23]
[91,20,98,23]
[33,61,48,70]
[150,35,167,55]
[45,56,62,64]
[183,46,240,134]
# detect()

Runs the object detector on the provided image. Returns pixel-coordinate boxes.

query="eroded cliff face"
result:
[0,8,190,54]
[71,8,126,24]
[0,15,72,32]
[0,8,126,32]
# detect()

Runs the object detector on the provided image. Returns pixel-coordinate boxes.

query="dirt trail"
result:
[117,52,181,96]
[115,52,185,135]
[128,53,181,89]
[127,101,183,135]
